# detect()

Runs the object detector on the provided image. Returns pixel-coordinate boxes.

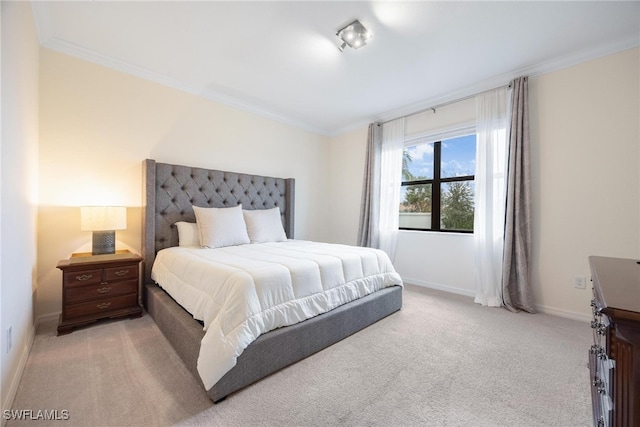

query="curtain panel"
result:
[473,87,509,307]
[357,119,404,261]
[502,76,535,313]
[357,123,382,248]
[379,118,405,260]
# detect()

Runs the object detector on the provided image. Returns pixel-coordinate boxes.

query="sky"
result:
[404,133,476,180]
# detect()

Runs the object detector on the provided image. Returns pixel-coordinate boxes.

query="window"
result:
[400,133,476,232]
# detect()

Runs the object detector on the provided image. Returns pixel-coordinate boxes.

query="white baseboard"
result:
[36,312,61,326]
[535,304,591,323]
[1,312,62,427]
[401,276,476,298]
[1,323,36,427]
[402,276,591,323]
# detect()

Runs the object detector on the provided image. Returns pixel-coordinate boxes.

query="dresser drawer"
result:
[64,269,103,287]
[104,265,138,282]
[65,293,138,320]
[590,349,612,426]
[66,279,138,304]
[589,256,640,427]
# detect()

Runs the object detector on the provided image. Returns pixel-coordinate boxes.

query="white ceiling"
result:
[32,1,640,136]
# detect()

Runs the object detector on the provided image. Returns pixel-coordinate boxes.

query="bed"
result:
[142,159,403,402]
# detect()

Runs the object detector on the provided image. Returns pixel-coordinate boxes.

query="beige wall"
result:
[530,48,639,317]
[327,48,640,319]
[37,50,330,318]
[326,126,368,245]
[1,1,39,414]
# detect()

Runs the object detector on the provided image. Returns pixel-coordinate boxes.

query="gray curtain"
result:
[502,76,535,313]
[357,123,382,247]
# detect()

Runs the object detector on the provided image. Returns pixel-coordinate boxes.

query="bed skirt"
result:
[145,283,403,402]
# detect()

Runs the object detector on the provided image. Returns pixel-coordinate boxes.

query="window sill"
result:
[398,229,474,237]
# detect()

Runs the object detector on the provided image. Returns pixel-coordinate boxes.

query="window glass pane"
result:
[441,181,475,231]
[399,184,432,229]
[402,143,434,181]
[441,134,476,178]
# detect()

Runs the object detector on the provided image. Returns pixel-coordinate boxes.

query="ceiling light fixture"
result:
[336,20,371,52]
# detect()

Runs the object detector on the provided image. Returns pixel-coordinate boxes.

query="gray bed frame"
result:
[141,159,403,402]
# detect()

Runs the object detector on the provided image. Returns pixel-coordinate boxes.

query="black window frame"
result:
[400,139,475,233]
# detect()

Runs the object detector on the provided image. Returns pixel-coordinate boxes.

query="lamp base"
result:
[92,230,116,255]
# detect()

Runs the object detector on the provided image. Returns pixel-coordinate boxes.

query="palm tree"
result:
[402,149,415,181]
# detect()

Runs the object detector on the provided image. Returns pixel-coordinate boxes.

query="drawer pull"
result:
[591,320,606,335]
[592,378,608,395]
[96,286,112,294]
[96,302,112,310]
[114,269,129,277]
[75,274,93,281]
[590,344,605,358]
[591,299,600,316]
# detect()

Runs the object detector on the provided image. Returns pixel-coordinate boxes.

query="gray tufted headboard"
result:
[142,159,295,284]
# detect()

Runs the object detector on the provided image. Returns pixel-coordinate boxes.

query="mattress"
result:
[151,240,403,389]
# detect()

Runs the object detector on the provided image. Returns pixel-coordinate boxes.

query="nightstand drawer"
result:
[104,265,138,282]
[66,279,138,304]
[65,293,138,319]
[64,269,103,287]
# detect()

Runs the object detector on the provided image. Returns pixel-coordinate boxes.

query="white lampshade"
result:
[81,206,127,255]
[81,206,127,231]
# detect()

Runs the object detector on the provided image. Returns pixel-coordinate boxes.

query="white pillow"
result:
[193,205,250,249]
[175,222,200,247]
[243,207,287,243]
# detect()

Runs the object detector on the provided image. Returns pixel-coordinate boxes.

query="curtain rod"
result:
[380,82,512,125]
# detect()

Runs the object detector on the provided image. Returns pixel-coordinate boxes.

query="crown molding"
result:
[41,32,639,139]
[329,34,639,137]
[30,0,53,45]
[31,0,637,141]
[39,36,332,137]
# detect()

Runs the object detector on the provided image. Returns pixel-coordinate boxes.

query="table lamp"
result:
[80,206,126,255]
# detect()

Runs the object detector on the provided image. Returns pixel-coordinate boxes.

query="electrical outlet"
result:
[6,326,12,353]
[574,276,586,289]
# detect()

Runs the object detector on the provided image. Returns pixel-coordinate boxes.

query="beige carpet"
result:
[8,285,591,426]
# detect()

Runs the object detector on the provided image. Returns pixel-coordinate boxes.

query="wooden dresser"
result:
[589,256,640,427]
[57,250,143,335]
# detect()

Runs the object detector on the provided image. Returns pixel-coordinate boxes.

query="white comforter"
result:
[151,240,402,389]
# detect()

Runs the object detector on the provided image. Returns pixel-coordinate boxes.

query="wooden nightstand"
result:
[57,250,143,335]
